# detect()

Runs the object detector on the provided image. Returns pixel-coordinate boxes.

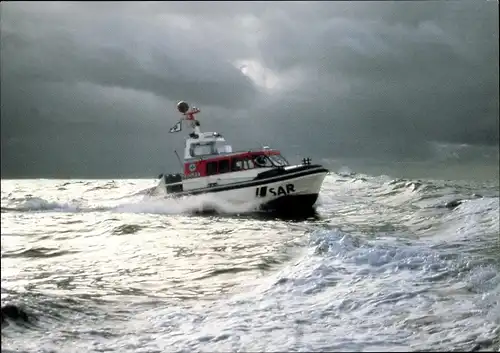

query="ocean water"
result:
[1,171,499,352]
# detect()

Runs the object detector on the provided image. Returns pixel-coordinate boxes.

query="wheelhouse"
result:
[183,150,290,178]
[180,125,289,179]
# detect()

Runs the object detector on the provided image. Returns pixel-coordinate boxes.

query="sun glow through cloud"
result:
[235,59,281,91]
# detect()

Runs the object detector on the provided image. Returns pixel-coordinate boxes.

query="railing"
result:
[161,173,261,187]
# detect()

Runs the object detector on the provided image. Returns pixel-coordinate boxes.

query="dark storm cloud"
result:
[0,2,257,109]
[243,1,498,158]
[1,1,498,177]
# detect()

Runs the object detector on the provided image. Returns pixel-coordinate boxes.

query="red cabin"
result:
[183,150,289,179]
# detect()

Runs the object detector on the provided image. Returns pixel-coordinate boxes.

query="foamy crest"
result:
[112,194,261,215]
[432,196,499,240]
[122,227,499,352]
[2,192,262,216]
[7,197,81,212]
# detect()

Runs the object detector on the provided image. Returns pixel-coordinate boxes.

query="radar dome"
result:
[177,101,189,114]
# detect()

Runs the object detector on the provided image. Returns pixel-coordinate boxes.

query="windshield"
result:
[215,141,232,154]
[253,155,274,168]
[268,154,289,167]
[253,154,289,168]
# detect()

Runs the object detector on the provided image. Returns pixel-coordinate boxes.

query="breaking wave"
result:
[0,194,261,216]
[124,224,499,352]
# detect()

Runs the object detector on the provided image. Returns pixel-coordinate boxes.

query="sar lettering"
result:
[255,183,295,198]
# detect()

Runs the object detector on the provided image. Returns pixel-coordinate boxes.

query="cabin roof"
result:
[186,132,225,143]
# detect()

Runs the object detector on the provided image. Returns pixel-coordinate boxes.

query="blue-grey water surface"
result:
[1,170,499,352]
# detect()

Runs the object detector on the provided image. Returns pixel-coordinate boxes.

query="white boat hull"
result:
[154,165,328,213]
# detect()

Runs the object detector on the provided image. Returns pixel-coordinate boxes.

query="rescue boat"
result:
[153,101,329,214]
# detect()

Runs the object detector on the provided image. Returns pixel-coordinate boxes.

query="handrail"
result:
[161,172,272,186]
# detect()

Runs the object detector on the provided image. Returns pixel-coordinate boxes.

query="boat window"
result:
[268,154,289,167]
[190,142,216,157]
[215,141,233,154]
[206,161,218,176]
[231,158,254,171]
[219,159,230,174]
[245,158,255,169]
[253,155,273,168]
[232,159,244,171]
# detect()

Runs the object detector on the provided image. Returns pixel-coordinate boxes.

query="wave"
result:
[1,290,114,333]
[1,197,82,213]
[429,196,499,243]
[132,226,499,352]
[1,175,497,225]
[1,247,79,259]
[1,175,498,352]
[0,194,262,217]
[112,194,262,215]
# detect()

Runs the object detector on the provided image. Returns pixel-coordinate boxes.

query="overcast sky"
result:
[1,1,498,178]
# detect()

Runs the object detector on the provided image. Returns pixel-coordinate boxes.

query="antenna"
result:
[174,150,183,169]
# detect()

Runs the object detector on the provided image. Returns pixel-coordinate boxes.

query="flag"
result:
[169,120,182,133]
